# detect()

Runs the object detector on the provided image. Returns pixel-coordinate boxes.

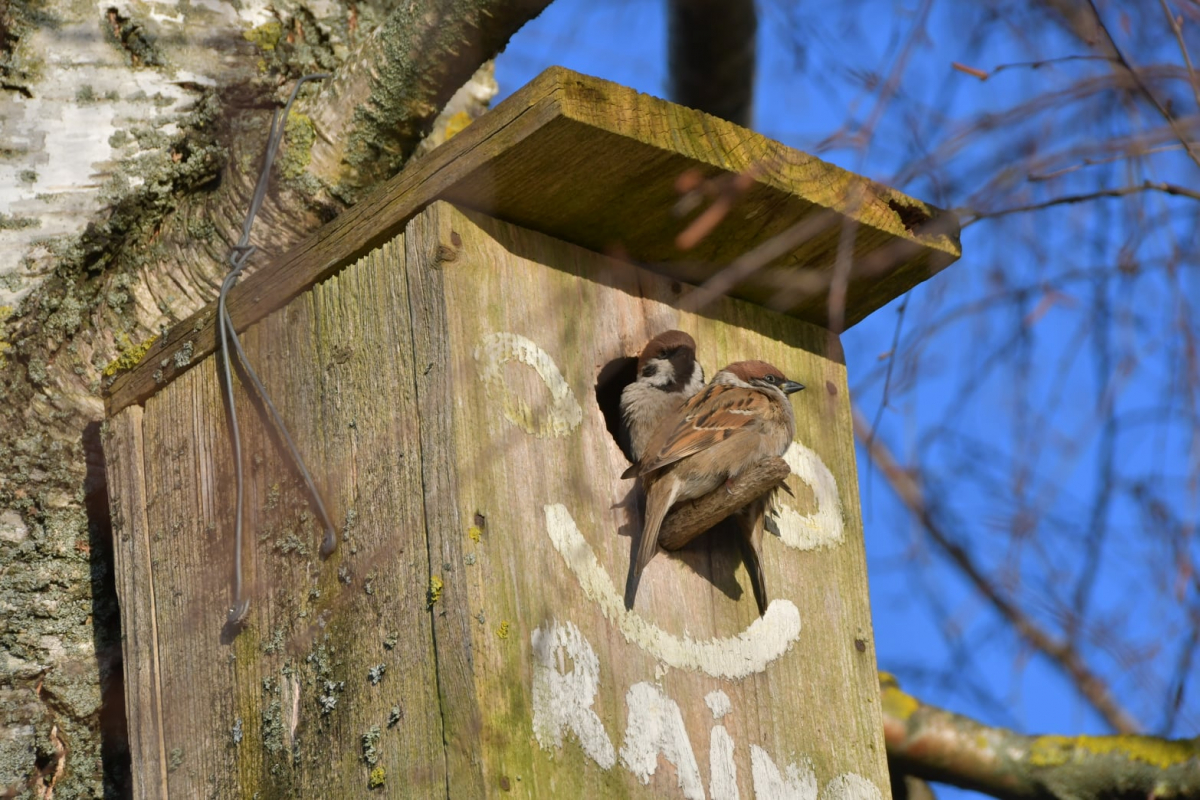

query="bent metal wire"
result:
[218,73,336,627]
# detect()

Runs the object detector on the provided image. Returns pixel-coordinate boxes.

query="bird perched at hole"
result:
[619,330,706,462]
[622,360,804,614]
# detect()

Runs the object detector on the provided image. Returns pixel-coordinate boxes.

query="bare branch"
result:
[1082,0,1200,169]
[881,675,1200,799]
[961,180,1200,226]
[853,409,1142,733]
[951,53,1117,81]
[1158,0,1200,113]
[1028,143,1187,180]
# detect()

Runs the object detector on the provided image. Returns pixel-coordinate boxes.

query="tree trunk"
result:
[0,0,538,794]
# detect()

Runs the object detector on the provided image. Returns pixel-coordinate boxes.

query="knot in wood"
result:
[435,243,459,266]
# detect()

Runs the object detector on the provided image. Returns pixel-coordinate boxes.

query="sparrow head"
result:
[716,360,805,396]
[636,330,703,393]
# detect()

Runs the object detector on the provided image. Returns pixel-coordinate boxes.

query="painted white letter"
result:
[530,620,616,769]
[749,745,817,800]
[823,774,883,800]
[620,682,705,800]
[705,690,738,800]
[774,442,844,551]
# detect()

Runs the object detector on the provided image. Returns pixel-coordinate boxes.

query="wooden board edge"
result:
[551,70,962,262]
[101,406,170,800]
[404,201,487,796]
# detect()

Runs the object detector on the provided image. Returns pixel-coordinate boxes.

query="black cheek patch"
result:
[668,351,696,391]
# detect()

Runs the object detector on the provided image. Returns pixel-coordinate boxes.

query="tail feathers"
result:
[624,478,678,610]
[736,498,769,616]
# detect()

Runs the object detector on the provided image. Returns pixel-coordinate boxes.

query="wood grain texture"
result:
[102,406,168,800]
[114,237,448,797]
[105,65,959,415]
[421,202,889,797]
[404,203,487,795]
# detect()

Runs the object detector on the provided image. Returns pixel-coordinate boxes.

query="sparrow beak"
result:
[781,380,805,395]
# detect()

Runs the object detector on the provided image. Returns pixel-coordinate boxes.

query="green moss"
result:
[261,678,284,756]
[1029,734,1200,770]
[244,21,283,51]
[307,640,345,716]
[361,724,382,765]
[880,685,919,721]
[426,575,443,608]
[0,306,11,366]
[171,339,194,368]
[367,663,386,685]
[102,7,163,67]
[101,333,158,377]
[443,110,473,141]
[0,213,38,230]
[280,112,316,180]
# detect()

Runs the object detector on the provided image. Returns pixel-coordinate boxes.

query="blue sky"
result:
[496,0,1200,795]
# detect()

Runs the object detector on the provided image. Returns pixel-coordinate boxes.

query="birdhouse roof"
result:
[104,66,959,414]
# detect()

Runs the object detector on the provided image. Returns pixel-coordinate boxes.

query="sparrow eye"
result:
[641,364,658,378]
[764,375,778,384]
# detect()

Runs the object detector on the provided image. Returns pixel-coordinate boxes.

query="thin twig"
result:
[1028,143,1187,181]
[952,53,1117,82]
[962,180,1200,226]
[1087,0,1200,170]
[1159,0,1200,113]
[677,206,841,313]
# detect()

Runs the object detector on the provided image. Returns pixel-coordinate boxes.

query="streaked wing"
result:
[635,384,767,476]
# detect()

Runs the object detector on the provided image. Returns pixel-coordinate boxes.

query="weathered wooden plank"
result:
[101,406,169,800]
[105,66,959,414]
[421,202,888,797]
[439,74,960,329]
[132,236,446,797]
[404,203,488,795]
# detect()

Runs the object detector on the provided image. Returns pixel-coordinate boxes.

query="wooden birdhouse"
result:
[102,67,960,799]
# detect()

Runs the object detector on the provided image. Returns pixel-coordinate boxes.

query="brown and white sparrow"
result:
[619,330,705,462]
[622,360,804,613]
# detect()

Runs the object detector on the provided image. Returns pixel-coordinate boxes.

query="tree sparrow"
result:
[619,330,706,462]
[621,360,805,613]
